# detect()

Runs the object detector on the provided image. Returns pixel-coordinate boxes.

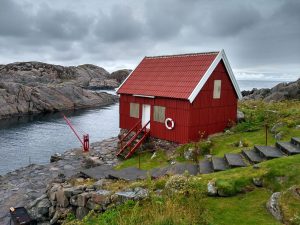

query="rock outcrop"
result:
[242,78,300,101]
[0,62,131,119]
[110,69,132,83]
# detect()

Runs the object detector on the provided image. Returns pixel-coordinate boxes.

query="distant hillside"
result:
[242,78,300,101]
[0,62,131,119]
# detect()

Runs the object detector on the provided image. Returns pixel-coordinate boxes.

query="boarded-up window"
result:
[130,103,139,118]
[213,80,221,99]
[154,106,165,123]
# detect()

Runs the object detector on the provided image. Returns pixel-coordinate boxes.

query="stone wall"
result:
[26,178,148,224]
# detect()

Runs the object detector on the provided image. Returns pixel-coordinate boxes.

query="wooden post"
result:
[138,152,141,169]
[265,124,268,146]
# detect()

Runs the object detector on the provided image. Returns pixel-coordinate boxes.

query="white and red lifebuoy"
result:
[165,118,175,130]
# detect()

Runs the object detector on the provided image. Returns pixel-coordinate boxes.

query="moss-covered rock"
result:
[279,185,300,225]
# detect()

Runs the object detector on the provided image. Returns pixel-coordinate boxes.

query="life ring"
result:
[165,118,175,130]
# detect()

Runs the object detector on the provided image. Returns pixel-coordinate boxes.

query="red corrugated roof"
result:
[117,52,219,99]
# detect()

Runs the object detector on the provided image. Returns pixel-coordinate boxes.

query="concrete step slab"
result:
[150,167,169,179]
[212,157,229,171]
[199,160,214,174]
[224,153,247,167]
[80,165,114,180]
[254,146,285,159]
[108,167,147,181]
[150,163,199,178]
[291,137,300,146]
[276,142,300,155]
[166,163,199,176]
[242,149,264,164]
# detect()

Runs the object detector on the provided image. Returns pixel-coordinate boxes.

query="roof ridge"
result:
[145,51,220,59]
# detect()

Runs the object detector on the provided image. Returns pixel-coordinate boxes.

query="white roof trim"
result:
[133,94,155,98]
[188,49,242,103]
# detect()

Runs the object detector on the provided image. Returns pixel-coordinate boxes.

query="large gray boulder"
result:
[26,194,51,222]
[237,110,245,123]
[266,192,282,222]
[207,180,218,196]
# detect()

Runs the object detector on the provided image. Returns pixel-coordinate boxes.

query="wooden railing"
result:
[117,121,150,157]
[118,119,141,144]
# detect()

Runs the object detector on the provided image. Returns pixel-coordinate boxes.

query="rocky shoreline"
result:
[0,62,131,119]
[0,137,120,225]
[241,78,300,101]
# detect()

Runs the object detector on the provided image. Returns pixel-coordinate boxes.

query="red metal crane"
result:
[62,114,89,152]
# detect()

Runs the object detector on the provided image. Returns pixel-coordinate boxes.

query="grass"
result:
[115,150,169,171]
[203,188,281,225]
[65,100,300,225]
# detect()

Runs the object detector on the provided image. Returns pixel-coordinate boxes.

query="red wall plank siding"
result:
[188,60,237,142]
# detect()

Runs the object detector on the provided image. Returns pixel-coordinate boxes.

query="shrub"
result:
[215,179,237,196]
[176,140,213,162]
[215,177,253,197]
[233,120,261,132]
[154,178,167,190]
[165,175,189,194]
[199,140,213,155]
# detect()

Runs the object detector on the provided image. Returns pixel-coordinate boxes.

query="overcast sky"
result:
[0,0,299,81]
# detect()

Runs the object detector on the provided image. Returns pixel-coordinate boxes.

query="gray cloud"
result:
[34,4,92,41]
[94,5,144,42]
[143,0,193,40]
[0,0,298,80]
[0,0,32,36]
[202,3,262,36]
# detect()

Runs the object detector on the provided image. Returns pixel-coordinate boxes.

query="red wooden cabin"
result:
[116,50,241,157]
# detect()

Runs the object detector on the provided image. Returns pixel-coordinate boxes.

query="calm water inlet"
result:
[0,103,120,175]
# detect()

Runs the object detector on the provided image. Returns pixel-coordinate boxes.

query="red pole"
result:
[62,114,89,152]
